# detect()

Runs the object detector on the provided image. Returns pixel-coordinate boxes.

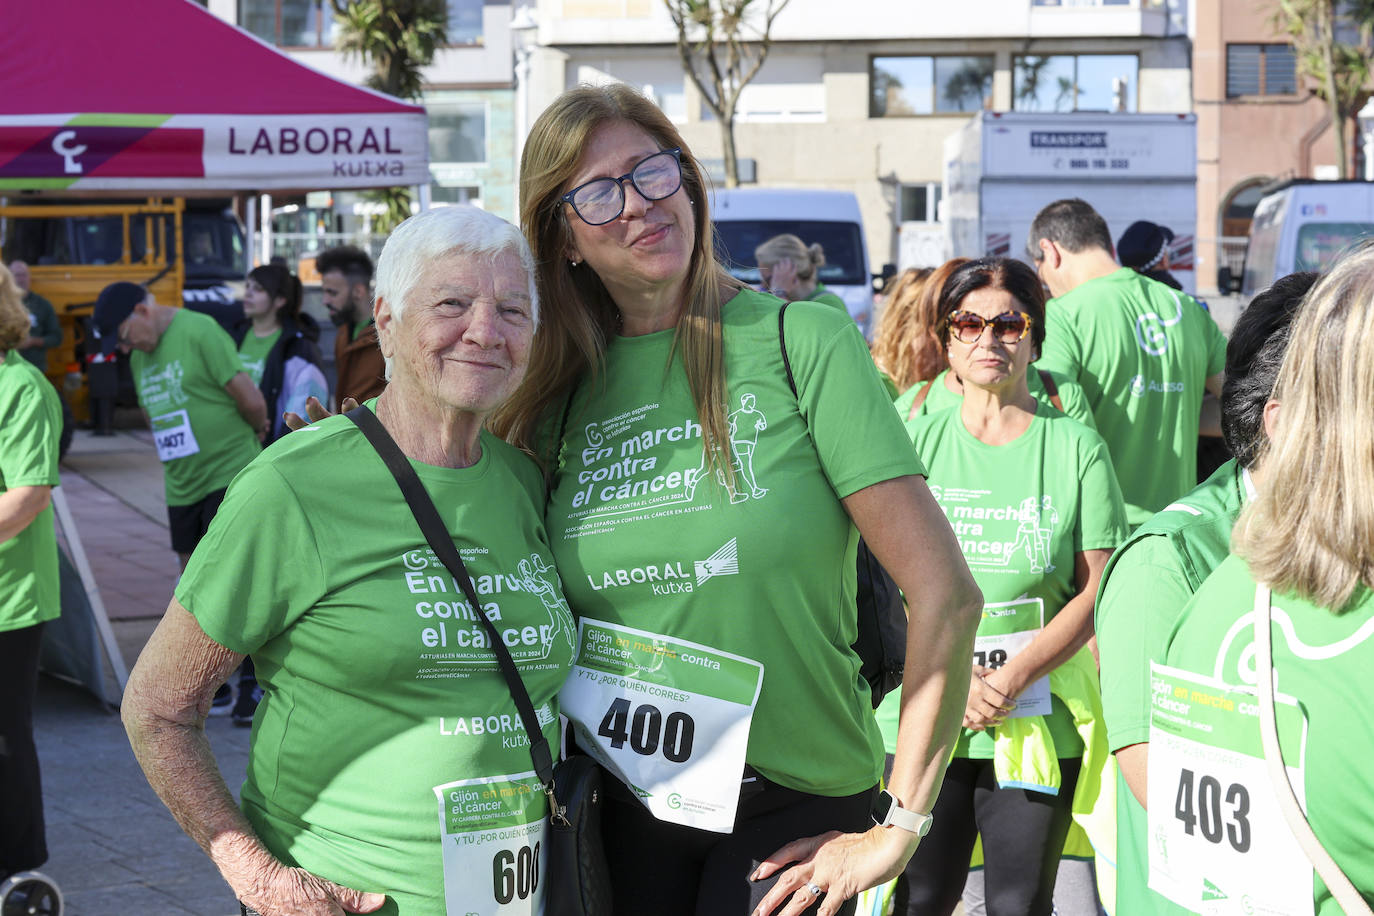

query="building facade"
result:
[525,0,1193,277]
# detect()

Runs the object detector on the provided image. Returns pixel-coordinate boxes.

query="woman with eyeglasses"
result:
[891,258,1127,916]
[490,84,983,916]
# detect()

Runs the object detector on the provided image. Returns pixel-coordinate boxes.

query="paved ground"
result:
[29,429,251,916]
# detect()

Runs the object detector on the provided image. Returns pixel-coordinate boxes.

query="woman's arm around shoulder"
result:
[123,599,386,916]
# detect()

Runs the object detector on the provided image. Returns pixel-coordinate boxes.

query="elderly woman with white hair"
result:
[122,206,576,916]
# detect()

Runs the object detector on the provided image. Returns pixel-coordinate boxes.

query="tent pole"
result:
[417,183,432,212]
[51,486,129,693]
[245,195,258,268]
[260,193,272,265]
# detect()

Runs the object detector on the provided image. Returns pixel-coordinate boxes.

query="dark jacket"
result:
[232,313,325,443]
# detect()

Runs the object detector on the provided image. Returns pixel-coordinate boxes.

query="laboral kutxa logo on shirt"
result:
[585,538,739,596]
[930,484,1060,575]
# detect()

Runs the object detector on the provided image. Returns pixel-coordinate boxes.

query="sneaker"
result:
[209,683,233,717]
[232,682,264,727]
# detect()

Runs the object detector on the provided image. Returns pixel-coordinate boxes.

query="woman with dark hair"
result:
[233,264,328,445]
[491,83,984,916]
[892,258,1128,916]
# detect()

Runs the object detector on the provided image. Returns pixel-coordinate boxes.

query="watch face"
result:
[871,790,894,826]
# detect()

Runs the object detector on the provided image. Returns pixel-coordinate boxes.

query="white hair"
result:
[374,205,539,326]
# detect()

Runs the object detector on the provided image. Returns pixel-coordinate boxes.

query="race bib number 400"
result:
[151,409,200,462]
[975,597,1051,719]
[560,619,764,833]
[1147,664,1313,915]
[433,770,549,916]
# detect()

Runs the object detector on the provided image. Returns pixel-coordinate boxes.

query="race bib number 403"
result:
[433,770,549,916]
[560,619,764,833]
[1147,664,1313,915]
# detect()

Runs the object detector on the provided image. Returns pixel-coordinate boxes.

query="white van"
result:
[1240,180,1374,297]
[709,188,875,336]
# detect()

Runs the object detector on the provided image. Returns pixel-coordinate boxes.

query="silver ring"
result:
[806,883,824,897]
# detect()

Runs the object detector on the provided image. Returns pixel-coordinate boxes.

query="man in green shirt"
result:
[10,261,61,372]
[91,282,266,571]
[1029,198,1228,528]
[1094,271,1316,914]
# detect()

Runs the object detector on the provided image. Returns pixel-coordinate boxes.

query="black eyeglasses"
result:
[946,310,1034,345]
[561,148,683,226]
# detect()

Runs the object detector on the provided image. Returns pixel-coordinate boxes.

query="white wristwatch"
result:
[871,790,934,837]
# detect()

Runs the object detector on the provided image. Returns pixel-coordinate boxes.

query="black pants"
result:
[896,755,1080,916]
[0,623,48,876]
[602,767,876,916]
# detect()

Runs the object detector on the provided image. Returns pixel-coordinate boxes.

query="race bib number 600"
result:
[560,619,764,833]
[1147,664,1313,915]
[433,770,548,915]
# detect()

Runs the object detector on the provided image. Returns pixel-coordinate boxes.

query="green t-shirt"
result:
[876,402,1127,759]
[130,309,261,506]
[0,350,62,632]
[177,410,575,915]
[1096,459,1246,915]
[1161,557,1374,914]
[809,283,847,312]
[544,289,925,796]
[1038,268,1227,528]
[237,328,281,385]
[893,368,1097,435]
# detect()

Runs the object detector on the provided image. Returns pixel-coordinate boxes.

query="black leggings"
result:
[896,755,1080,916]
[601,767,876,916]
[0,623,47,877]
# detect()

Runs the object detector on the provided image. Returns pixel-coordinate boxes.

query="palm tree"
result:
[330,0,449,230]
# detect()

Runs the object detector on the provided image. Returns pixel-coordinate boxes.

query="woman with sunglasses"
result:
[891,258,1127,916]
[491,84,983,916]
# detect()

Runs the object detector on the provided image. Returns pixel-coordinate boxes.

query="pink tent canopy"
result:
[0,0,429,192]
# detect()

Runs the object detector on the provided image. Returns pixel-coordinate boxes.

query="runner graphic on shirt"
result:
[516,554,576,654]
[1007,495,1058,573]
[139,360,190,409]
[684,392,769,504]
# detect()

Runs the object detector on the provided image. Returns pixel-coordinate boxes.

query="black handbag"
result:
[777,304,908,708]
[347,405,611,916]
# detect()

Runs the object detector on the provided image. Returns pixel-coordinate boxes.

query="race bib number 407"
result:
[1147,664,1313,915]
[560,619,764,833]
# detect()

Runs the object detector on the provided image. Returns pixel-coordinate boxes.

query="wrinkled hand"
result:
[282,396,356,432]
[963,665,1016,731]
[751,826,919,916]
[237,861,385,916]
[770,258,800,299]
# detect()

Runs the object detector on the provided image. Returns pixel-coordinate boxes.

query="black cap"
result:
[91,282,146,355]
[1116,220,1175,271]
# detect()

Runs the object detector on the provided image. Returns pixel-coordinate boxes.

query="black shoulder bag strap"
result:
[345,405,564,821]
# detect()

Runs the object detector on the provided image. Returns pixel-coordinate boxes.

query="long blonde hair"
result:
[1233,242,1374,611]
[0,264,28,352]
[489,84,738,476]
[870,268,932,390]
[755,233,824,282]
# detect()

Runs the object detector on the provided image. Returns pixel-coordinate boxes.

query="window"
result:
[1013,54,1138,112]
[431,185,483,206]
[713,220,867,287]
[446,0,483,45]
[1294,223,1374,272]
[871,56,994,117]
[899,183,942,223]
[427,101,487,165]
[239,0,334,47]
[1226,44,1297,97]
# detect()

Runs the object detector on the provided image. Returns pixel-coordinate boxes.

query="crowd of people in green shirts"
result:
[862,200,1374,916]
